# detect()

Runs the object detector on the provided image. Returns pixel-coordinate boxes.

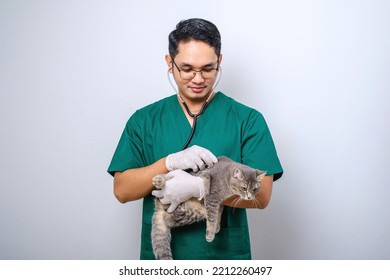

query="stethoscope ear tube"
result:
[166,66,222,96]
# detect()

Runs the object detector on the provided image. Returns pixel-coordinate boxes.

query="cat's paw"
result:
[157,254,173,260]
[152,175,166,189]
[206,230,215,242]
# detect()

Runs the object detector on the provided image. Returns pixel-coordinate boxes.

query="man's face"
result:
[167,40,222,104]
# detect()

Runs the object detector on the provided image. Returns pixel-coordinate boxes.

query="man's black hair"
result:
[168,18,221,59]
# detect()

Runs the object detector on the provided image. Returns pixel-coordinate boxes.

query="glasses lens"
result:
[180,69,218,80]
[201,69,218,79]
[180,71,196,80]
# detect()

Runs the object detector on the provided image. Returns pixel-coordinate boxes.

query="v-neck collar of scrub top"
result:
[174,91,222,132]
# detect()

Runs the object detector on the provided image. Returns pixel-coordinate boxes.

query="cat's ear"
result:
[256,170,267,182]
[233,168,244,180]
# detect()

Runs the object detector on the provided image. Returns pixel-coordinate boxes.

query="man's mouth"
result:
[190,86,206,93]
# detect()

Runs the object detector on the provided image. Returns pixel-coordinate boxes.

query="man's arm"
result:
[113,157,168,203]
[112,145,218,204]
[222,175,274,209]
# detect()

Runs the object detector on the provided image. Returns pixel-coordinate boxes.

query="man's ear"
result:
[165,54,173,73]
[218,53,223,65]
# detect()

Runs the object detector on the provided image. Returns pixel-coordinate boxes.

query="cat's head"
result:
[230,167,266,200]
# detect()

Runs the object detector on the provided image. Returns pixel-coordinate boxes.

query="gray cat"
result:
[151,156,266,260]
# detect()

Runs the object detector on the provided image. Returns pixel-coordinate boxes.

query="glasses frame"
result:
[172,59,220,80]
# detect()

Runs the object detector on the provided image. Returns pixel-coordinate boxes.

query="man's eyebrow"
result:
[180,62,217,68]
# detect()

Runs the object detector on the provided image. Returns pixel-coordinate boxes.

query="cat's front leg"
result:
[206,217,217,242]
[205,202,220,242]
[215,205,224,234]
[152,174,166,189]
[197,172,211,197]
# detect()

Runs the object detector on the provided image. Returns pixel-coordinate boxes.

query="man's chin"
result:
[182,89,213,102]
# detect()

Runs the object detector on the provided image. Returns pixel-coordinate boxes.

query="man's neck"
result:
[177,91,214,115]
[177,91,215,126]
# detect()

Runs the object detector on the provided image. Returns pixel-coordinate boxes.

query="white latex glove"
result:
[165,145,218,172]
[152,170,207,213]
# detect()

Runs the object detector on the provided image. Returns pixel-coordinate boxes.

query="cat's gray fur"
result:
[151,156,266,260]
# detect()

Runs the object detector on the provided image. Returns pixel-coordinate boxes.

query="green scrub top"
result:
[108,91,283,259]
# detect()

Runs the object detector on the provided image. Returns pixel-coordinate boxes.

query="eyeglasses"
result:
[172,59,219,80]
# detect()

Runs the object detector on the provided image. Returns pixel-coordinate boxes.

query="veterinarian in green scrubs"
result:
[108,18,283,259]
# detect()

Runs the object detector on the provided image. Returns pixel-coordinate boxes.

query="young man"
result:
[108,18,283,259]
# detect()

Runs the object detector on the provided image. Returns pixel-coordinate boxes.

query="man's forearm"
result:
[113,157,168,203]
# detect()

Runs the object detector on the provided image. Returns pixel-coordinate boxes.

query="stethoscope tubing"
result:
[167,67,222,150]
[180,99,210,150]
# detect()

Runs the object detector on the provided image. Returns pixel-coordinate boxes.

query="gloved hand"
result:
[152,169,208,213]
[165,145,218,172]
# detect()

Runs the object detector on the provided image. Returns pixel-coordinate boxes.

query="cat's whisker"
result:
[252,199,260,208]
[232,197,242,208]
[230,196,238,206]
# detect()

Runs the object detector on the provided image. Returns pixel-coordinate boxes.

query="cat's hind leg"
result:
[152,199,173,260]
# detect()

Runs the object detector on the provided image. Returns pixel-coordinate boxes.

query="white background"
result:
[1,0,389,259]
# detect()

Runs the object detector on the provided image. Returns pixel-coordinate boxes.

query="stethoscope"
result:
[167,66,222,150]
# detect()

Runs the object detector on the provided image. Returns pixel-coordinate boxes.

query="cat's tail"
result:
[151,200,173,260]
